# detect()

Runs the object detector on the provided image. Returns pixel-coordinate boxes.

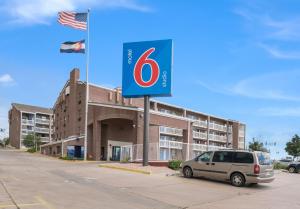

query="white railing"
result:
[209,134,227,143]
[239,130,245,137]
[35,118,50,124]
[159,126,183,136]
[40,137,50,142]
[35,127,50,133]
[238,137,245,142]
[208,145,229,151]
[209,123,227,132]
[192,144,207,152]
[117,142,233,162]
[193,131,207,140]
[21,129,34,134]
[193,120,207,128]
[159,140,183,149]
[22,119,34,125]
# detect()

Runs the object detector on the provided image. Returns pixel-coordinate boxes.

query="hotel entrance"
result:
[111,146,121,161]
[100,118,135,162]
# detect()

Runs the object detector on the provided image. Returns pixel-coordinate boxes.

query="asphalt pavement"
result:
[0,149,299,209]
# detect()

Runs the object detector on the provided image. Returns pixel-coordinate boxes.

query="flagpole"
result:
[84,9,90,161]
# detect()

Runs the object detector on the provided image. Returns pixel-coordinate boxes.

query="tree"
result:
[285,135,300,160]
[23,134,41,151]
[249,138,268,152]
[0,138,9,148]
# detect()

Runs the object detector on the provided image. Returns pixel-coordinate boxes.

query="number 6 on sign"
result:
[134,48,160,88]
[122,39,173,98]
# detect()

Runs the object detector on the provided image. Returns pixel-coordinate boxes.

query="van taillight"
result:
[254,164,260,174]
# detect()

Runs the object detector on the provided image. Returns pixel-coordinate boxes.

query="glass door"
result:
[112,146,121,161]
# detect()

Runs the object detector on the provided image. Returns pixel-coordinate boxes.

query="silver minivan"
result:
[180,150,274,187]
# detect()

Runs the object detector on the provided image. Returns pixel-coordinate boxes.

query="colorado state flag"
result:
[60,40,85,53]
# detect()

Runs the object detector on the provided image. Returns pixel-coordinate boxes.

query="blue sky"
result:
[0,0,299,159]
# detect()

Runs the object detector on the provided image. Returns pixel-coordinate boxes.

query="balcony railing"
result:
[159,140,183,149]
[160,126,183,136]
[209,123,227,132]
[209,134,227,143]
[21,129,34,134]
[207,145,229,151]
[22,119,34,125]
[239,130,245,137]
[35,118,50,124]
[35,127,50,133]
[192,143,207,152]
[40,137,50,142]
[193,120,207,128]
[193,131,207,140]
[192,144,229,151]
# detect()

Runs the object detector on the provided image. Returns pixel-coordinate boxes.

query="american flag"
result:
[58,12,87,30]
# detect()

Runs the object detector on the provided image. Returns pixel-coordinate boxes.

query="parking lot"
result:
[0,149,299,209]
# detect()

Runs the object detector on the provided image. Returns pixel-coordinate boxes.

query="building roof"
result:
[12,103,53,114]
[88,83,245,124]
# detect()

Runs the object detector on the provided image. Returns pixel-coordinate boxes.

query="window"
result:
[233,152,254,164]
[256,152,271,165]
[197,152,213,162]
[212,151,233,163]
[160,148,169,160]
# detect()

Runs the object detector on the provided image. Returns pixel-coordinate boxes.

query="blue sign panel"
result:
[122,39,172,98]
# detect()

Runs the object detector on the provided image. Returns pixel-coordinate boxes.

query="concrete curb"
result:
[98,165,151,175]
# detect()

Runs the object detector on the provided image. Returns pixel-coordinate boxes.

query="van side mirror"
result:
[194,157,198,162]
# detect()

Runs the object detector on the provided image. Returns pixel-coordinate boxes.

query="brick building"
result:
[8,103,53,149]
[40,68,246,162]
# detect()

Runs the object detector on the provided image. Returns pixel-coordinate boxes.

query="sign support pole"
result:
[83,9,90,161]
[143,95,150,166]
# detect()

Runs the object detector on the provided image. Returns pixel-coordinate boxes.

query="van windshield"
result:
[256,152,272,165]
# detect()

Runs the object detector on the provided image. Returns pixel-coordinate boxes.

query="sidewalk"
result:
[99,162,179,176]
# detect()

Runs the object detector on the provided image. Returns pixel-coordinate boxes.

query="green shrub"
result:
[121,156,131,163]
[59,156,75,160]
[273,162,288,170]
[168,160,182,170]
[27,148,36,153]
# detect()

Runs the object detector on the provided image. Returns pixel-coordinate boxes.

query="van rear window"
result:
[233,152,254,164]
[256,152,272,165]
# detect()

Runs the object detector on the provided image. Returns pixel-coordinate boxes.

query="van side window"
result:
[233,152,254,164]
[212,151,233,163]
[198,152,213,162]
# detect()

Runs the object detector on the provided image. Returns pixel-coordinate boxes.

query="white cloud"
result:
[0,0,150,25]
[258,107,300,117]
[234,6,300,58]
[258,43,300,59]
[0,74,15,86]
[262,16,300,41]
[230,70,300,101]
[234,8,300,41]
[197,70,300,101]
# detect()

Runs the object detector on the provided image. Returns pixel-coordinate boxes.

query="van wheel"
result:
[289,167,296,173]
[231,173,245,187]
[183,167,193,178]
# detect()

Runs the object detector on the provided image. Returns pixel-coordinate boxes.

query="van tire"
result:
[183,166,193,178]
[289,166,296,173]
[230,173,245,187]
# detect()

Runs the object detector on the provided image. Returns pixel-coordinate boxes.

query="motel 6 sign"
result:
[122,39,173,98]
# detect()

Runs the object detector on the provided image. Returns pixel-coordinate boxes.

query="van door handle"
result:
[211,163,215,165]
[206,163,209,165]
